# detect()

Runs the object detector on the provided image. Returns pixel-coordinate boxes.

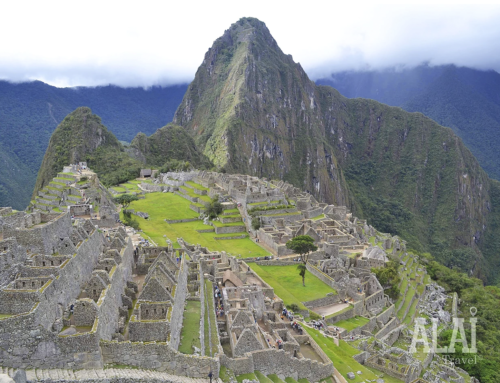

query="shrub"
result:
[251,217,261,230]
[204,196,223,219]
[309,311,321,320]
[287,303,300,312]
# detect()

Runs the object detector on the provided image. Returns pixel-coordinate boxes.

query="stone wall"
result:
[375,317,400,339]
[261,214,304,225]
[303,294,338,309]
[325,306,354,324]
[252,349,333,381]
[364,290,385,313]
[305,262,336,290]
[254,261,297,266]
[220,216,242,224]
[128,320,169,342]
[3,213,72,255]
[0,238,27,287]
[96,240,134,341]
[220,346,333,382]
[213,235,247,240]
[189,204,203,214]
[214,225,246,234]
[101,341,219,378]
[0,228,104,369]
[165,218,199,224]
[254,208,298,216]
[73,299,98,327]
[376,305,395,326]
[167,256,188,350]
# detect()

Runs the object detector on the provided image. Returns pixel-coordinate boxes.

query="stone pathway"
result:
[0,366,221,383]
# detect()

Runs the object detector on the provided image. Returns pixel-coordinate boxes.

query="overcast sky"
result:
[1,1,500,88]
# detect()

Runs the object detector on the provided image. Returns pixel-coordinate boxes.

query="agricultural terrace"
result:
[248,264,337,311]
[122,192,269,258]
[305,327,404,383]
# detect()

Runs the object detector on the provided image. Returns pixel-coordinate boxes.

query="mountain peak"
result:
[222,17,276,45]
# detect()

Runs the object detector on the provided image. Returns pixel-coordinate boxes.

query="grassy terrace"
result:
[334,316,370,331]
[305,327,403,383]
[179,300,201,354]
[264,212,301,217]
[236,373,258,383]
[211,220,245,227]
[123,192,268,258]
[397,286,416,320]
[248,200,280,206]
[248,264,336,310]
[111,186,127,193]
[180,186,212,203]
[326,305,353,320]
[204,279,219,356]
[311,214,325,221]
[185,181,210,191]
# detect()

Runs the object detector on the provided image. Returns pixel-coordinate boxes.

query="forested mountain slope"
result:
[317,65,500,180]
[0,80,187,209]
[33,107,210,198]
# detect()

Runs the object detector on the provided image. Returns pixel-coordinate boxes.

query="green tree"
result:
[286,235,318,263]
[204,195,223,219]
[251,216,261,230]
[372,256,401,300]
[297,264,307,287]
[114,194,138,210]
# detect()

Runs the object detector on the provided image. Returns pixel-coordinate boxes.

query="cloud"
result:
[0,1,499,87]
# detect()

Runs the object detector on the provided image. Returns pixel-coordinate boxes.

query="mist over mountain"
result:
[316,65,500,180]
[0,81,187,209]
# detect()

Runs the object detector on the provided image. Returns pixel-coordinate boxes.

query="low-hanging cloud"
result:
[1,1,499,87]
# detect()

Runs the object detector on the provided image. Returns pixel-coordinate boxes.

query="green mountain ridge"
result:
[0,80,187,209]
[173,17,498,282]
[33,107,211,197]
[317,65,500,180]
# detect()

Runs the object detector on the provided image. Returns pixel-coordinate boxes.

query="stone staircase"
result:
[0,366,222,383]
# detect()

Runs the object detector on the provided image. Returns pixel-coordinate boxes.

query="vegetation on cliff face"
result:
[423,253,500,383]
[317,65,500,181]
[173,17,497,282]
[129,124,212,169]
[33,107,142,196]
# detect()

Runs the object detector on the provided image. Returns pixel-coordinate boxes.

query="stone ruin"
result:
[0,168,475,383]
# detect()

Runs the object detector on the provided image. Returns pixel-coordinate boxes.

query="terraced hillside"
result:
[118,180,268,258]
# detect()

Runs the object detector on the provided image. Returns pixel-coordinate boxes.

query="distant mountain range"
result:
[316,64,500,181]
[0,81,187,209]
